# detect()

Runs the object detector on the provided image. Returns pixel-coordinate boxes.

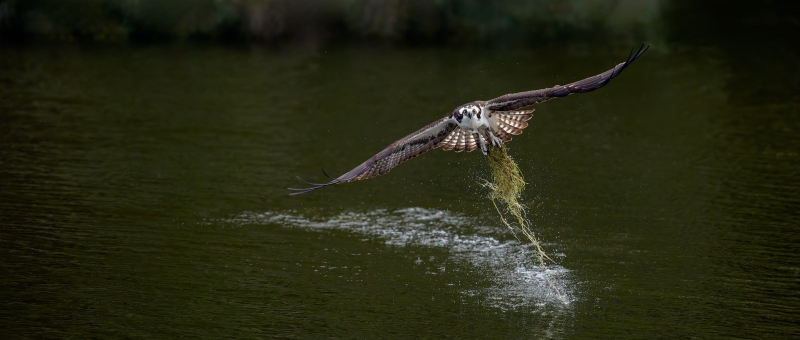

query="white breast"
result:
[456,116,478,131]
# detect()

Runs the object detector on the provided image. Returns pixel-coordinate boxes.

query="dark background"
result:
[4,0,798,107]
[2,1,799,338]
[0,0,796,48]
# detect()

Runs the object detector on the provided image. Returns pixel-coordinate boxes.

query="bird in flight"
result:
[290,44,649,195]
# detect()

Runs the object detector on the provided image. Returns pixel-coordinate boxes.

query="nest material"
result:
[484,146,564,301]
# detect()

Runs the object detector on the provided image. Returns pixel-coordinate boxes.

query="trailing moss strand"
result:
[483,146,565,303]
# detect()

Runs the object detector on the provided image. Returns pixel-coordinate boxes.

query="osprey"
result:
[290,44,649,195]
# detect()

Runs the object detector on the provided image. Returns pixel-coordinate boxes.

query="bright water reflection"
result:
[228,208,573,310]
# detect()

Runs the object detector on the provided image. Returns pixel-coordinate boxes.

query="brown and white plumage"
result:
[290,44,649,195]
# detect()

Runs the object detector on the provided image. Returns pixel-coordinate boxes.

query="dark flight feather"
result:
[485,43,649,111]
[289,118,458,195]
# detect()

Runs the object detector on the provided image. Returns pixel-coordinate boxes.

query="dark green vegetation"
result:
[1,0,658,44]
[1,1,799,338]
[2,0,798,48]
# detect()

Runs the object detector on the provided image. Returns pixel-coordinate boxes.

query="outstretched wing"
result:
[485,43,649,111]
[289,117,458,195]
[487,109,535,142]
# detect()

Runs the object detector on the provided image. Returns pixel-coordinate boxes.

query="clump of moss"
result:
[483,146,564,302]
[485,146,526,222]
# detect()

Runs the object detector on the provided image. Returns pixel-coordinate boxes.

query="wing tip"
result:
[608,42,650,81]
[288,176,343,195]
[288,184,325,195]
[624,43,650,68]
[629,42,650,64]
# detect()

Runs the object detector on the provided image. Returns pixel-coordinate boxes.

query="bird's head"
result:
[453,104,481,122]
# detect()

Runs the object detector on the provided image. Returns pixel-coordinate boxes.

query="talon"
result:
[475,132,489,155]
[487,130,503,147]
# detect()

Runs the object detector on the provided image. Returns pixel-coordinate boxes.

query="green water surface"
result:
[1,43,798,338]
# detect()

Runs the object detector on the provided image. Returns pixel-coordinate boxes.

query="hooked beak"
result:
[466,112,473,118]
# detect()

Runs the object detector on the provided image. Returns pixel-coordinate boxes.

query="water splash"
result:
[227,207,574,311]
